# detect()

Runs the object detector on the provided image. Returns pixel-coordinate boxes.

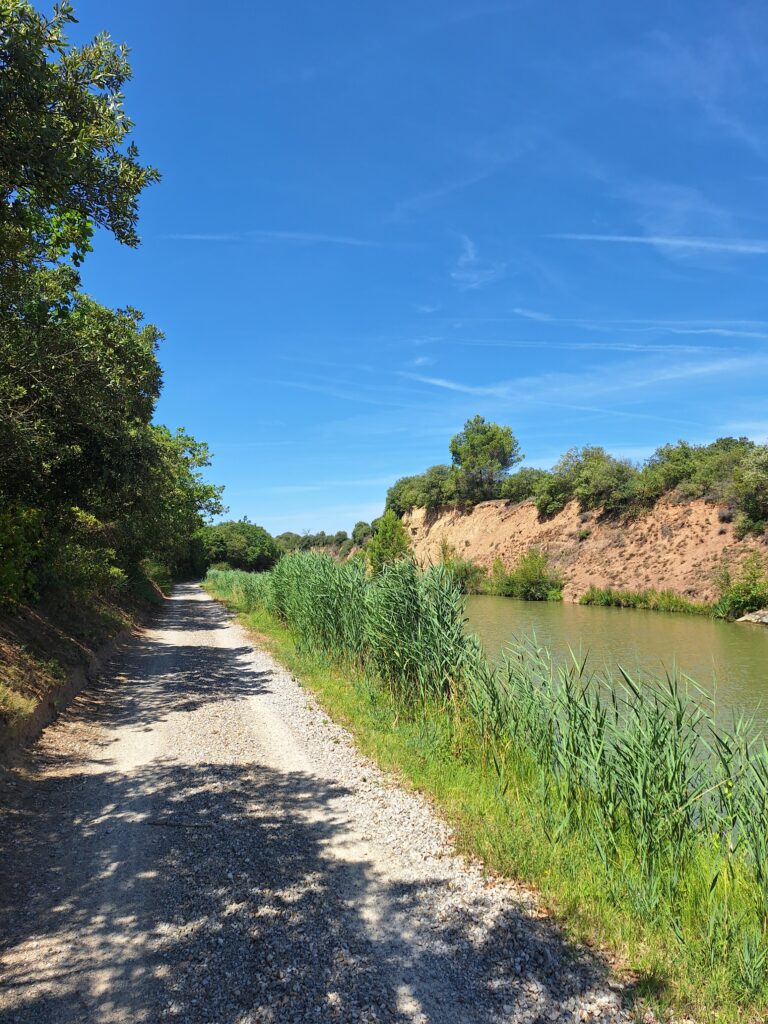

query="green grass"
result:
[0,682,36,722]
[578,586,711,615]
[206,558,768,1022]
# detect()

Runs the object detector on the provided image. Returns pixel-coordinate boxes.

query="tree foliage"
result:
[499,467,549,503]
[449,415,522,503]
[1,0,159,273]
[382,417,768,537]
[197,521,281,573]
[0,3,222,603]
[367,510,410,574]
[351,521,373,546]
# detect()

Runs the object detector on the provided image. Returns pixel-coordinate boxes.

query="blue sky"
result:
[70,1,768,533]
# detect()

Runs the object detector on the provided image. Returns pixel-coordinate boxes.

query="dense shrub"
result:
[505,548,563,600]
[443,556,488,594]
[499,467,548,503]
[197,520,280,573]
[367,510,410,573]
[0,505,42,606]
[579,587,708,615]
[713,554,768,619]
[571,448,638,514]
[533,470,574,519]
[732,447,768,533]
[456,550,563,600]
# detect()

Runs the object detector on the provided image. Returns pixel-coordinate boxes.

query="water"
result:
[465,596,768,729]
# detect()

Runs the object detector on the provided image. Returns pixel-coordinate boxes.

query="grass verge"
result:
[578,586,711,615]
[207,581,763,1023]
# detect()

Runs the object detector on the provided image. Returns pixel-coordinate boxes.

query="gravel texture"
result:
[0,584,633,1023]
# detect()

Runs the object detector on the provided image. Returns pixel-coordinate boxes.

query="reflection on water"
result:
[466,596,768,728]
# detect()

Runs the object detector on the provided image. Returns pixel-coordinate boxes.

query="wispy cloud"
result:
[400,353,768,406]
[165,233,240,242]
[667,326,768,340]
[393,171,494,219]
[628,30,767,155]
[513,306,552,321]
[165,229,381,247]
[450,235,505,290]
[430,337,718,355]
[399,372,508,397]
[250,229,380,247]
[416,303,441,314]
[551,233,768,255]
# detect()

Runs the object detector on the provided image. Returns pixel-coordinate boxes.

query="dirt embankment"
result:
[0,592,156,759]
[404,497,765,603]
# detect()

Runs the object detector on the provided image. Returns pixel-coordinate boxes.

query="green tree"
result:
[534,449,580,518]
[417,464,457,509]
[0,1,159,274]
[352,521,372,546]
[732,446,768,534]
[276,531,302,552]
[197,520,280,573]
[367,510,411,573]
[572,448,638,515]
[449,415,521,504]
[384,475,423,516]
[500,467,549,503]
[0,3,224,603]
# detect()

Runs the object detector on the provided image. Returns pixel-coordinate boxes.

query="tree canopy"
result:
[0,3,222,604]
[450,415,522,503]
[0,0,159,274]
[197,521,281,573]
[367,510,410,573]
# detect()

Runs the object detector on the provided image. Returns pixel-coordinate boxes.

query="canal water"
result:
[465,596,768,728]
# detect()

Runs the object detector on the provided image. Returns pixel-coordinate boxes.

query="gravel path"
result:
[0,584,633,1023]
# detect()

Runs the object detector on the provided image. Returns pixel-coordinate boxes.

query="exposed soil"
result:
[404,497,766,602]
[0,591,150,756]
[0,584,631,1023]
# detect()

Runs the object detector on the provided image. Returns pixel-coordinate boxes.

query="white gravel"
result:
[0,583,634,1023]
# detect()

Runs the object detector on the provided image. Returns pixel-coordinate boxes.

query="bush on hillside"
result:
[499,467,549,503]
[713,554,768,619]
[197,520,280,573]
[367,510,410,573]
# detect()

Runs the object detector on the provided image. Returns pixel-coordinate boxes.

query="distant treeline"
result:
[385,417,768,538]
[198,515,410,577]
[0,4,223,607]
[276,521,373,558]
[198,520,378,573]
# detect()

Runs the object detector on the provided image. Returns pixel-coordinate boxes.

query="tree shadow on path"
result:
[0,585,632,1023]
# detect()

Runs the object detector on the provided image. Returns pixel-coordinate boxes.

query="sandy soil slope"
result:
[404,497,765,603]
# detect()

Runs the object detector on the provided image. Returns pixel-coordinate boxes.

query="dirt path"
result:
[0,584,629,1023]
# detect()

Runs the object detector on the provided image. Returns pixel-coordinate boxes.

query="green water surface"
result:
[465,596,768,727]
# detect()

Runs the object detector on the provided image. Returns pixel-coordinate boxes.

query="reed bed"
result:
[578,585,710,615]
[207,557,768,1013]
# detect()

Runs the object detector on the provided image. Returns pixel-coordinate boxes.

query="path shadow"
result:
[0,584,633,1022]
[0,755,629,1023]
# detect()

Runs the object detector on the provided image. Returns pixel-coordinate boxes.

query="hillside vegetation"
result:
[386,417,768,541]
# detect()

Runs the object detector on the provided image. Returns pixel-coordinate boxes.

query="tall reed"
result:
[206,558,768,1005]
